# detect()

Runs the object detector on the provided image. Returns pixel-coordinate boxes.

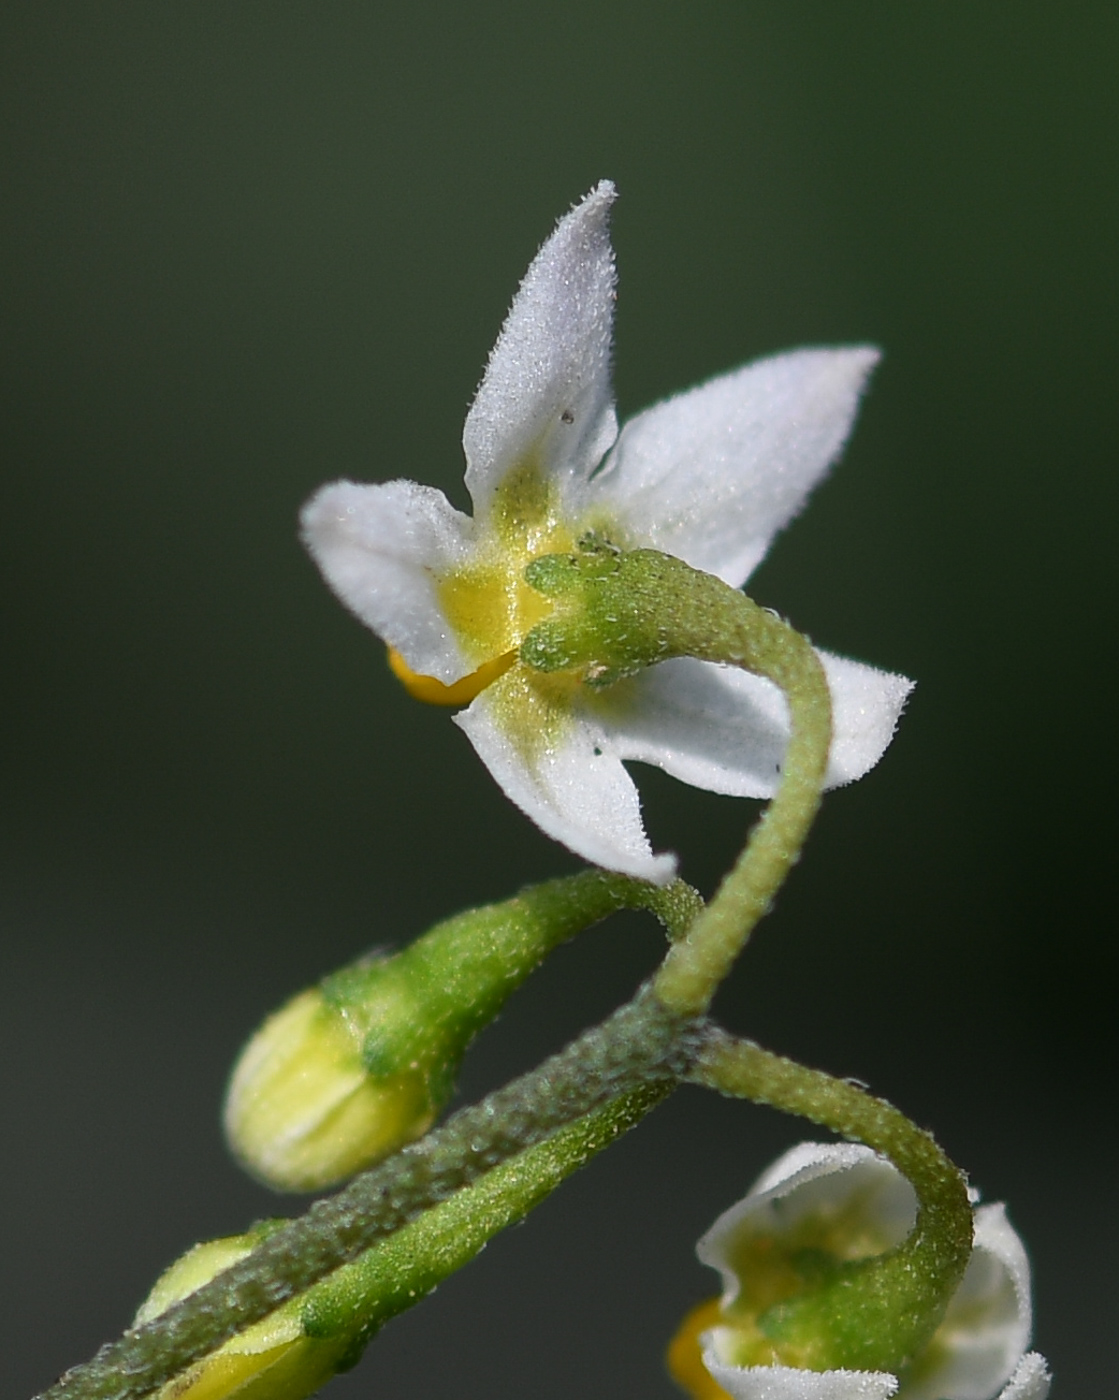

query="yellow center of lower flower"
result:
[667,1299,733,1400]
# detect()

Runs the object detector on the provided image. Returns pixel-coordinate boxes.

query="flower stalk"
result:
[689,1030,974,1374]
[39,993,704,1400]
[226,868,703,1191]
[520,541,833,1015]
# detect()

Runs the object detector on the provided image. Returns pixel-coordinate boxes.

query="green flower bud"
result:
[224,984,438,1193]
[134,1225,349,1400]
[226,871,682,1193]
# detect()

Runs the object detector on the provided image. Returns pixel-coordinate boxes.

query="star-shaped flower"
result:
[669,1141,1050,1400]
[302,183,911,882]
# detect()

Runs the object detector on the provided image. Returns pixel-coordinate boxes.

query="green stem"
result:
[322,868,703,1103]
[303,1081,673,1358]
[690,1029,973,1374]
[40,994,705,1400]
[653,593,831,1016]
[523,546,833,1018]
[326,868,704,1054]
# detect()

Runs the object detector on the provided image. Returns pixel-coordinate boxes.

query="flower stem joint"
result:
[521,540,694,686]
[224,873,681,1193]
[669,1143,1050,1400]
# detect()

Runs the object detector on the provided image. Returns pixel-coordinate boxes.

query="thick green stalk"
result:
[690,1030,974,1374]
[40,994,704,1400]
[302,1081,673,1357]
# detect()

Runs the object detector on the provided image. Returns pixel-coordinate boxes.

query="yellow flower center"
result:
[387,647,516,707]
[667,1299,733,1400]
[390,460,578,708]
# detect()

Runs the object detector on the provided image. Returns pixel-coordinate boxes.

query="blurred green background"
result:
[2,3,1114,1395]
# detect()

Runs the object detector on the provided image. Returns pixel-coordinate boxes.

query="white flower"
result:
[301,183,912,882]
[670,1141,1049,1400]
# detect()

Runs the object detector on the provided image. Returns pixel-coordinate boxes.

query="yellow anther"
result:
[387,647,516,707]
[667,1299,733,1400]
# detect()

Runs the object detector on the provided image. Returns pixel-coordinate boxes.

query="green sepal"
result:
[521,538,685,686]
[320,869,700,1129]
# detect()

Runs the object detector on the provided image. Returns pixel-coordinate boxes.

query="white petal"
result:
[453,670,676,883]
[589,347,880,586]
[588,651,912,801]
[820,652,914,787]
[995,1355,1050,1400]
[702,1351,898,1400]
[462,183,619,519]
[902,1205,1034,1400]
[697,1143,915,1308]
[301,479,475,683]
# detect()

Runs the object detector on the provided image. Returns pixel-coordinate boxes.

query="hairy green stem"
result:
[303,1080,673,1357]
[690,1030,974,1373]
[40,994,705,1400]
[649,583,832,1016]
[522,545,832,1019]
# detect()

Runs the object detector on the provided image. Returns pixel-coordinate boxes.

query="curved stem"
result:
[522,546,833,1019]
[650,589,832,1016]
[690,1029,973,1373]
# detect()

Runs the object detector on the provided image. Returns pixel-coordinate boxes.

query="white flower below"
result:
[302,184,913,882]
[673,1142,1049,1400]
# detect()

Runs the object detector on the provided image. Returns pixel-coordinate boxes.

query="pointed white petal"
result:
[463,183,619,519]
[301,479,475,683]
[702,1352,898,1400]
[821,650,914,786]
[589,651,912,801]
[697,1144,914,1308]
[589,347,880,586]
[995,1355,1050,1400]
[904,1204,1035,1400]
[453,670,676,883]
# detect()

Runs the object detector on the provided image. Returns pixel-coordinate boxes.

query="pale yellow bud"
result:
[134,1230,346,1400]
[223,986,436,1193]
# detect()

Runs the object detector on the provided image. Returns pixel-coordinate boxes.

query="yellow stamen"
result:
[667,1299,733,1400]
[387,647,517,707]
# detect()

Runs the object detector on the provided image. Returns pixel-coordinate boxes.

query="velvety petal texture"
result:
[301,479,474,683]
[302,183,912,874]
[588,348,880,587]
[463,181,619,520]
[693,1143,1047,1400]
[587,652,911,801]
[454,674,676,882]
[996,1355,1050,1400]
[701,1359,899,1400]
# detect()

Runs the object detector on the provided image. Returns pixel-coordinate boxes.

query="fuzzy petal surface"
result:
[695,1143,1045,1400]
[588,348,880,586]
[698,1144,915,1307]
[453,670,676,883]
[463,183,619,520]
[301,479,475,683]
[701,1356,898,1400]
[995,1355,1050,1400]
[586,651,912,801]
